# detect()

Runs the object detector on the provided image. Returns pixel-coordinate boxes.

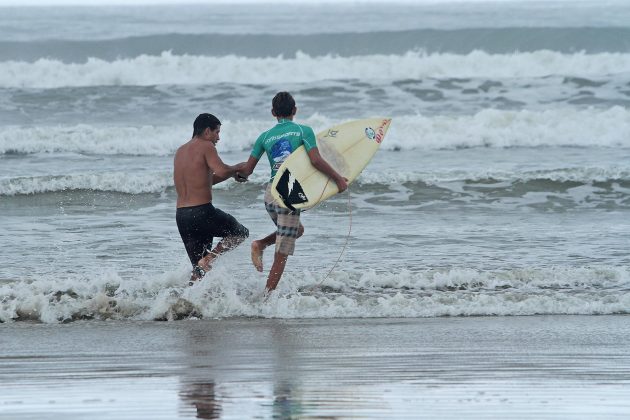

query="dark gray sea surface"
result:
[1,1,629,323]
[2,146,630,321]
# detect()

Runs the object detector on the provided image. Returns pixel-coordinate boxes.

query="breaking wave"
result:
[1,107,629,156]
[2,266,629,323]
[2,50,630,88]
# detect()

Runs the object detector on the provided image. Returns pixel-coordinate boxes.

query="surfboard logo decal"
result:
[275,168,308,210]
[365,127,376,140]
[374,119,389,144]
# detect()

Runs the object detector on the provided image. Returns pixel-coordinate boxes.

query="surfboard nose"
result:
[374,118,392,144]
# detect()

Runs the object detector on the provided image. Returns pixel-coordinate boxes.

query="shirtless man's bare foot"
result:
[188,265,206,286]
[187,252,217,286]
[198,253,216,272]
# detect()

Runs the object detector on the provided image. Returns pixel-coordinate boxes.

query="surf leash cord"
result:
[308,180,353,291]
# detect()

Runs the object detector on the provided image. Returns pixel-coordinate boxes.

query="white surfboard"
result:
[270,117,392,210]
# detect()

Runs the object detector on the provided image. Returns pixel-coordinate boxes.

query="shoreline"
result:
[2,315,630,419]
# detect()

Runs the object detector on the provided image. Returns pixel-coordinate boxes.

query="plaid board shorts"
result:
[264,183,302,255]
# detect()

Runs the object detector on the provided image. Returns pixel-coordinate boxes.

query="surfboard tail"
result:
[275,168,309,211]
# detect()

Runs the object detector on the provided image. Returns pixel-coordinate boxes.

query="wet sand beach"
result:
[2,315,630,419]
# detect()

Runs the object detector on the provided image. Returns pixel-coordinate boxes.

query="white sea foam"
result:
[0,119,267,155]
[1,107,629,157]
[359,166,630,185]
[0,171,174,195]
[0,170,274,195]
[1,266,629,323]
[0,124,185,156]
[2,50,630,88]
[389,106,630,150]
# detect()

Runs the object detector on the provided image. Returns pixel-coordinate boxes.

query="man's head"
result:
[193,113,221,143]
[271,92,296,119]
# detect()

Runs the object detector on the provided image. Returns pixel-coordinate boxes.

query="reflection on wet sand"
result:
[179,321,310,419]
[179,381,220,420]
[2,318,630,418]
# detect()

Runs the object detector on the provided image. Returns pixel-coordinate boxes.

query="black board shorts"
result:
[176,202,249,267]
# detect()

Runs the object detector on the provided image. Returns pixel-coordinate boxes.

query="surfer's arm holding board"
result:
[305,148,348,193]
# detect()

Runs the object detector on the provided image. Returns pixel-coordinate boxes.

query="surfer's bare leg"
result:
[251,232,275,272]
[252,225,303,273]
[265,252,289,293]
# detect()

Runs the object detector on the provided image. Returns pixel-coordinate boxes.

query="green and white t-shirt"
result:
[251,119,318,180]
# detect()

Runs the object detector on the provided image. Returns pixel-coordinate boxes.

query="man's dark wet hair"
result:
[272,92,296,118]
[193,113,221,137]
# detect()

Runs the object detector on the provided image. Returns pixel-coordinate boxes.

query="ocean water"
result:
[1,1,630,323]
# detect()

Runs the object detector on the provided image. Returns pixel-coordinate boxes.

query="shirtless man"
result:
[174,113,249,285]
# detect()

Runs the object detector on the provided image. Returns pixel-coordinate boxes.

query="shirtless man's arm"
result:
[203,142,244,185]
[236,155,260,179]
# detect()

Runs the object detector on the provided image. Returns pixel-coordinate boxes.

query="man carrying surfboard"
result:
[174,113,249,285]
[237,92,348,293]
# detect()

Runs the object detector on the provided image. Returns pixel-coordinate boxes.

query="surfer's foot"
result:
[251,241,264,272]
